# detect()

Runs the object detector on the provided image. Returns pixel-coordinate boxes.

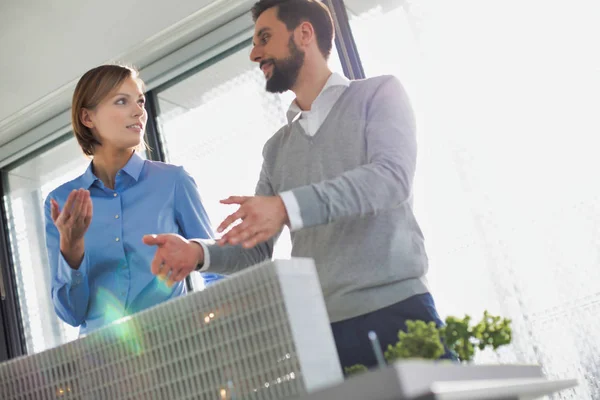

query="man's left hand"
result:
[217,195,289,248]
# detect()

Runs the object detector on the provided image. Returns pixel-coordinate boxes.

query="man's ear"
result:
[296,21,316,48]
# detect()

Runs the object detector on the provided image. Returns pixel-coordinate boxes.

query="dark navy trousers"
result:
[330,293,456,371]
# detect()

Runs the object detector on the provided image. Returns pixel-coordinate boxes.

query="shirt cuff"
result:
[279,191,304,232]
[56,252,88,286]
[190,239,211,271]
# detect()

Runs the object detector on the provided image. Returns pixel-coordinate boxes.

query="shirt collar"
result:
[80,163,97,189]
[121,152,145,181]
[286,72,350,124]
[79,152,145,189]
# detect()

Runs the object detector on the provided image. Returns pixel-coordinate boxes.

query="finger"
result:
[66,190,83,221]
[219,196,250,205]
[50,199,60,222]
[216,209,246,233]
[242,231,270,249]
[61,190,79,220]
[222,220,255,245]
[143,234,168,247]
[150,254,165,276]
[160,265,174,284]
[71,190,86,220]
[83,192,93,226]
[87,191,93,215]
[170,268,188,285]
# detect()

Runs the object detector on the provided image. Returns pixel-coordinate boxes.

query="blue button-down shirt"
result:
[44,153,221,335]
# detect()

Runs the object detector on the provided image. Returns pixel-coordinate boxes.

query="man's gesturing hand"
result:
[216,195,288,249]
[142,233,204,287]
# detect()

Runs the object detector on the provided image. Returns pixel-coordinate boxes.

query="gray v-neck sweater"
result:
[207,75,430,322]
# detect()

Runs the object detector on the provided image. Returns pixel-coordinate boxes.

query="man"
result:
[143,0,450,369]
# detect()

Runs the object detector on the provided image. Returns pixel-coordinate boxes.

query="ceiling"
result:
[0,0,400,157]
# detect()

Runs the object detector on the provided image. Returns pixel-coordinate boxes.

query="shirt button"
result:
[113,193,118,197]
[115,237,120,242]
[115,214,119,219]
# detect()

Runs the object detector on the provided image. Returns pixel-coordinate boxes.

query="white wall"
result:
[0,0,386,166]
[0,0,255,158]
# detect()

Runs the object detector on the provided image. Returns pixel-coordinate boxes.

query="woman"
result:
[45,64,221,335]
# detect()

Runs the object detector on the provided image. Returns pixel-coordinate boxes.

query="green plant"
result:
[384,320,445,362]
[473,311,512,351]
[344,364,369,376]
[343,311,512,373]
[439,315,474,361]
[440,311,512,362]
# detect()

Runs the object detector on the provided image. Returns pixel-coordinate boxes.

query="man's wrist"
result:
[276,195,290,226]
[278,191,303,231]
[189,239,212,271]
[189,241,205,270]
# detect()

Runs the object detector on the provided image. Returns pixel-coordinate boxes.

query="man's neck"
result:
[292,62,333,111]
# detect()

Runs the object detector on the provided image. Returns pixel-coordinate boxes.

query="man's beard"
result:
[263,36,305,93]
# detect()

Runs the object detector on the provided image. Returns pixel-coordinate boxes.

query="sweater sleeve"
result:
[290,76,417,228]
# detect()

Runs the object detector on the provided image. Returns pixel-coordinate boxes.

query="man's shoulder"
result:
[350,75,402,99]
[351,74,397,86]
[347,75,410,113]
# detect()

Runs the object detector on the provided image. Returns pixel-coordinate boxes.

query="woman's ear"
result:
[80,108,95,129]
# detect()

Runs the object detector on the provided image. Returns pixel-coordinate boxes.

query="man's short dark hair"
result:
[251,0,334,59]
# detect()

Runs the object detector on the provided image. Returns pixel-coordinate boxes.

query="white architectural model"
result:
[0,258,343,399]
[295,361,577,399]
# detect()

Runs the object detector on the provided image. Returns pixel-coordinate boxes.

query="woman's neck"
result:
[91,148,135,190]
